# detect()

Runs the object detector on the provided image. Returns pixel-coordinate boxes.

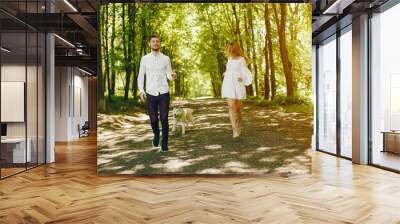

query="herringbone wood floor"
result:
[1,136,400,224]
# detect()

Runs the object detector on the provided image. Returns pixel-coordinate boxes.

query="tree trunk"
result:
[122,5,132,102]
[129,4,137,99]
[104,5,111,103]
[175,68,181,97]
[266,5,276,100]
[231,5,244,50]
[263,4,270,101]
[273,4,294,98]
[181,72,186,98]
[222,4,235,36]
[289,4,300,95]
[243,7,254,97]
[110,4,116,96]
[210,73,217,97]
[248,5,259,97]
[133,17,147,98]
[206,9,223,97]
[98,6,106,112]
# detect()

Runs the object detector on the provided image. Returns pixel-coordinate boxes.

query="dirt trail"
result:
[97,98,313,175]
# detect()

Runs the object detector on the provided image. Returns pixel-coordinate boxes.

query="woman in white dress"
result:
[221,42,253,138]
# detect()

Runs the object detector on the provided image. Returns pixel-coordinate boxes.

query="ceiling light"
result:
[63,0,78,12]
[322,0,354,15]
[1,47,11,53]
[76,48,85,55]
[78,67,92,76]
[54,34,75,48]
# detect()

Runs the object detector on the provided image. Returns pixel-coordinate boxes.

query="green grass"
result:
[246,95,313,115]
[102,95,146,114]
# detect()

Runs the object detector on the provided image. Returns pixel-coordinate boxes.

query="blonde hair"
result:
[224,41,249,64]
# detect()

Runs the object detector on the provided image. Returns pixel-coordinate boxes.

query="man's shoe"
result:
[152,135,160,147]
[161,145,168,152]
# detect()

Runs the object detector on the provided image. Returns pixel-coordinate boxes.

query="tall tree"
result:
[263,4,270,101]
[99,3,311,103]
[205,7,224,97]
[289,4,300,94]
[248,5,259,97]
[104,5,111,102]
[129,4,138,99]
[110,4,116,96]
[222,4,235,36]
[273,3,294,98]
[98,6,106,111]
[243,6,254,97]
[265,4,277,100]
[122,4,132,102]
[231,5,244,50]
[174,59,181,97]
[132,7,148,99]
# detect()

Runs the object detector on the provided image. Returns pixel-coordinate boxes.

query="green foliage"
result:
[270,94,312,106]
[99,3,312,109]
[104,95,146,114]
[247,94,313,115]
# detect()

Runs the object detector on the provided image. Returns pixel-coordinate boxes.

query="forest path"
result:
[98,98,313,175]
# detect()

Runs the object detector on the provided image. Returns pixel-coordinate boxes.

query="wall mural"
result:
[97,2,313,175]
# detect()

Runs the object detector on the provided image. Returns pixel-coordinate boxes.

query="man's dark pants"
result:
[146,92,170,147]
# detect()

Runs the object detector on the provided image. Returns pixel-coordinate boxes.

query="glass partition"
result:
[0,1,46,179]
[317,35,337,154]
[371,4,400,171]
[1,31,28,177]
[27,31,38,169]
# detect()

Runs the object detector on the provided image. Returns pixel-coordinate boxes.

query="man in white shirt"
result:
[138,34,176,152]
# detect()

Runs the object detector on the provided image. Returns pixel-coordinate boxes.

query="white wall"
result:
[1,65,26,139]
[55,66,69,141]
[1,65,42,137]
[55,66,89,141]
[72,72,89,138]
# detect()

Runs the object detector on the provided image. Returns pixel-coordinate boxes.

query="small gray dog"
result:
[172,105,194,135]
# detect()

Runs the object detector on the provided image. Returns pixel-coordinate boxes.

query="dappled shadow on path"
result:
[97,98,312,175]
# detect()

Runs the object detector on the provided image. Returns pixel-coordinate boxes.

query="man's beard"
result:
[151,47,160,51]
